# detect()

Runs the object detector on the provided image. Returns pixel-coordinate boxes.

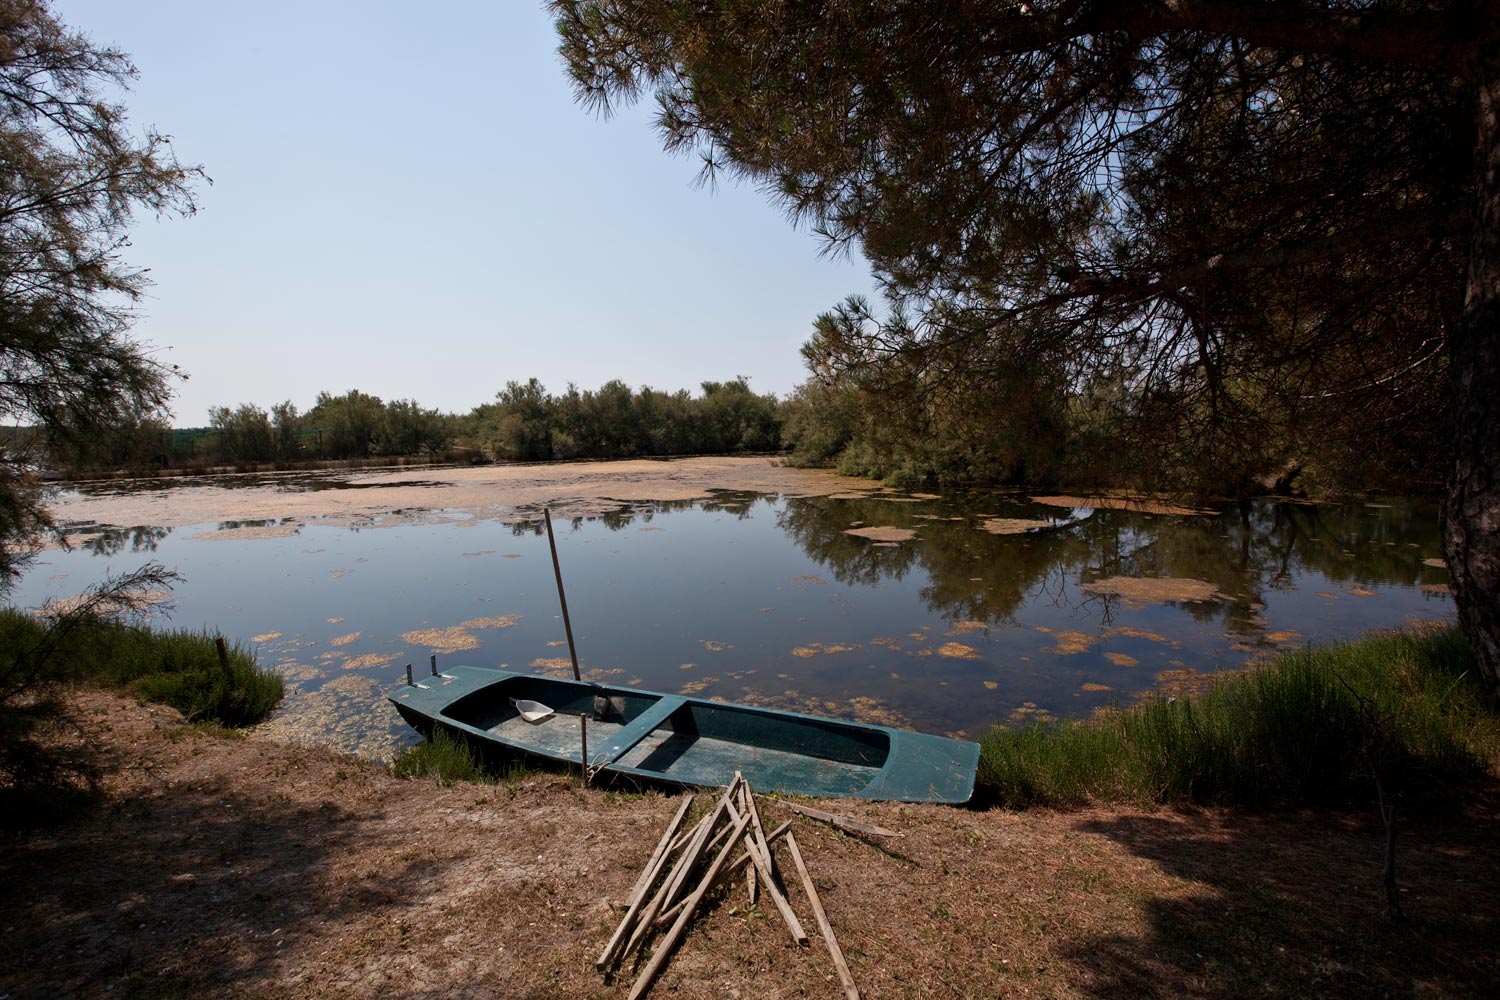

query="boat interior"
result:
[442,674,890,796]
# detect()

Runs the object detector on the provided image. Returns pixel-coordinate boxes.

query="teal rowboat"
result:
[391,666,979,804]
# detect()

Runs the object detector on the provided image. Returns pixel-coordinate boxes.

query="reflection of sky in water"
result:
[10,491,1454,754]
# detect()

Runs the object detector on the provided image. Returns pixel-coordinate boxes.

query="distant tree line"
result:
[50,379,784,473]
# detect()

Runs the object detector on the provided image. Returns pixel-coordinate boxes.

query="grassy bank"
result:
[0,609,284,728]
[2,608,285,817]
[979,627,1500,809]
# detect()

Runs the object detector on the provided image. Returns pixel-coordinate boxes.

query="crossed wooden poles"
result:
[597,773,861,1000]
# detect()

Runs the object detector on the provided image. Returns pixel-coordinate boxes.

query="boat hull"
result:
[391,667,978,803]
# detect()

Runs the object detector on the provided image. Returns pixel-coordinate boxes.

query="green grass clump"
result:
[392,729,492,785]
[0,610,284,727]
[978,627,1500,809]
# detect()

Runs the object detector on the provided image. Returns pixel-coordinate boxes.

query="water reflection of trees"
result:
[67,524,173,556]
[501,493,768,536]
[777,495,1445,638]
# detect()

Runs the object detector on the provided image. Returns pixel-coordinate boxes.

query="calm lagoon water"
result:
[10,480,1454,759]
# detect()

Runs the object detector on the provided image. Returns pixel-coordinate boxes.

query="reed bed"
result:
[979,627,1500,809]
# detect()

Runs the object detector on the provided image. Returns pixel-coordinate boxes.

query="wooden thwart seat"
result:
[599,695,685,764]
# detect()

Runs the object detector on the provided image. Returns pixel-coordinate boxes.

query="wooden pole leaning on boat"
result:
[542,506,581,682]
[596,793,695,971]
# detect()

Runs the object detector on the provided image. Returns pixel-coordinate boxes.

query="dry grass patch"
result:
[5,691,1497,1000]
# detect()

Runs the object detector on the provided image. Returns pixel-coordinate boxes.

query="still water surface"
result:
[11,478,1454,759]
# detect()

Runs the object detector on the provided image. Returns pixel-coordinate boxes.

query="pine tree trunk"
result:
[1450,30,1500,700]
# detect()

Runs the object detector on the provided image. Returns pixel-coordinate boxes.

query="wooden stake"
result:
[596,794,695,971]
[214,635,229,670]
[579,714,590,787]
[627,813,751,1000]
[725,798,807,946]
[543,506,581,682]
[785,831,861,1000]
[619,798,726,964]
[654,820,792,929]
[781,801,901,839]
[739,781,758,906]
[430,653,438,676]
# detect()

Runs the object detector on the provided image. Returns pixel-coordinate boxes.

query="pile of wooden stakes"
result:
[596,773,861,1000]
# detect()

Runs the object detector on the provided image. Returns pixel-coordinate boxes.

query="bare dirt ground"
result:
[3,692,1497,1000]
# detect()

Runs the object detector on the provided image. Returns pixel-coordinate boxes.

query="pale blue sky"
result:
[54,1,876,425]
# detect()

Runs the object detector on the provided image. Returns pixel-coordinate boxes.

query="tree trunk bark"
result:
[1450,26,1500,700]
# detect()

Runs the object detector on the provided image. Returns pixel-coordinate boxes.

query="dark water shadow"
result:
[1058,807,1500,998]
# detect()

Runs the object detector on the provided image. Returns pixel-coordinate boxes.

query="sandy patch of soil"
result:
[1029,495,1214,516]
[9,692,1495,1000]
[1081,577,1224,605]
[46,457,878,532]
[843,525,917,542]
